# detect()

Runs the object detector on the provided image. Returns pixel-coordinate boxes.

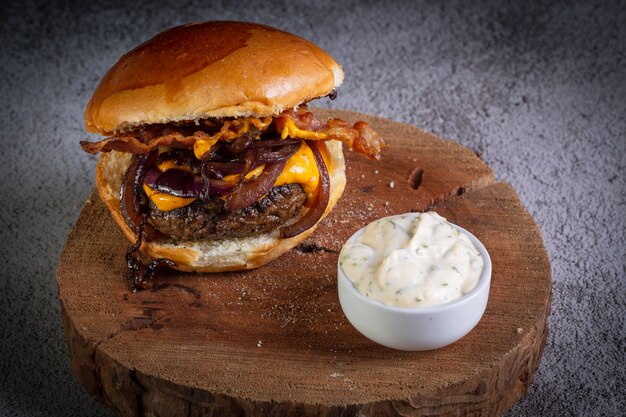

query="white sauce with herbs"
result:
[339,212,484,308]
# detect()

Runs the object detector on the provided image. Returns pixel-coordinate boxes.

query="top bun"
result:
[85,21,344,135]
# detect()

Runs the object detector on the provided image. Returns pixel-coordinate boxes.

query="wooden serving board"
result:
[58,110,551,417]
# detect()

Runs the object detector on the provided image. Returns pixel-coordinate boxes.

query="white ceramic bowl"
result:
[337,221,492,351]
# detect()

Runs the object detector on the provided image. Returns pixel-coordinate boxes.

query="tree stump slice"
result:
[58,110,551,417]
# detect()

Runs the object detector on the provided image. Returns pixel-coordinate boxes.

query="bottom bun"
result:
[95,141,346,272]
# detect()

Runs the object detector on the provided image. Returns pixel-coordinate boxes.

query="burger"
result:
[80,21,383,289]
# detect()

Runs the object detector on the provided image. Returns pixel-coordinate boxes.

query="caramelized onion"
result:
[143,167,160,188]
[157,149,201,171]
[242,148,258,172]
[202,161,247,176]
[255,141,301,163]
[126,217,175,292]
[251,138,301,148]
[120,152,160,241]
[202,178,236,199]
[224,161,287,212]
[198,163,236,199]
[122,156,174,291]
[280,141,330,238]
[120,158,142,228]
[222,135,253,156]
[144,168,202,198]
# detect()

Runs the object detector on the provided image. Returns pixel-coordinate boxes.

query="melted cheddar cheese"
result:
[192,137,218,161]
[142,183,196,211]
[274,142,320,204]
[279,118,328,140]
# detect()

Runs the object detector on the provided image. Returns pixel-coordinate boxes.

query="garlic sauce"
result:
[339,212,484,308]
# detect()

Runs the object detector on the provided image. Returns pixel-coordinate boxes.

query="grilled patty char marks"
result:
[147,184,306,240]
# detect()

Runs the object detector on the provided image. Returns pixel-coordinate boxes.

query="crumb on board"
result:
[389,181,395,188]
[516,327,524,334]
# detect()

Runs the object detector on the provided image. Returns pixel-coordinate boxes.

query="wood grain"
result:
[57,110,551,417]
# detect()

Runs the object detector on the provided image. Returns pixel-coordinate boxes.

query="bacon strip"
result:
[81,131,200,154]
[81,118,270,155]
[276,107,385,160]
[81,108,385,160]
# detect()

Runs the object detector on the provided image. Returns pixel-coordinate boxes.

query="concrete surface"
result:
[0,0,624,416]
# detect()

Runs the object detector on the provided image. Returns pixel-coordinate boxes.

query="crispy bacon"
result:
[80,107,385,160]
[80,118,269,155]
[276,107,385,160]
[81,130,201,154]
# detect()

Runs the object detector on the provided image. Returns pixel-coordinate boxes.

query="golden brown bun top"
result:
[85,21,344,135]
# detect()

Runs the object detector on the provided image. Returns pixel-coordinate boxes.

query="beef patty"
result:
[147,184,306,240]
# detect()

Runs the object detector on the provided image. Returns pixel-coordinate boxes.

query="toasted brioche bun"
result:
[95,141,346,272]
[85,21,344,135]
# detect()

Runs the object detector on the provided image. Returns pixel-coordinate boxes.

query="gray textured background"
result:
[1,0,624,416]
